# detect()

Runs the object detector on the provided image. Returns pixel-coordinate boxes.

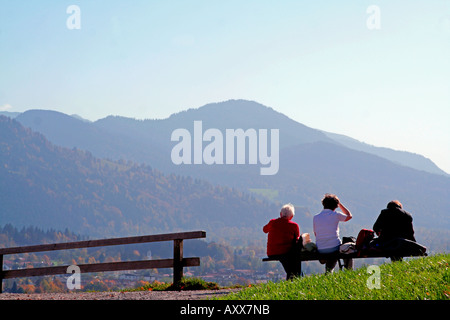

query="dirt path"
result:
[0,288,240,300]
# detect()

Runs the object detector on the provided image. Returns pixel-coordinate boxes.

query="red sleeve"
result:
[263,219,274,233]
[294,223,300,240]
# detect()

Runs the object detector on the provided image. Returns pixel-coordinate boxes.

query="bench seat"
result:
[262,250,427,262]
[263,238,427,262]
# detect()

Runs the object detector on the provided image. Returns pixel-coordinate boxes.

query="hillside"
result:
[273,141,450,230]
[219,253,450,300]
[13,100,447,177]
[322,130,448,176]
[0,116,279,242]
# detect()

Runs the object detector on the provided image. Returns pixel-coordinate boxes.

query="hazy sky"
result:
[1,1,449,173]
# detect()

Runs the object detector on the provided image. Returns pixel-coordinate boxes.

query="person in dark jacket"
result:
[373,200,415,242]
[373,200,416,261]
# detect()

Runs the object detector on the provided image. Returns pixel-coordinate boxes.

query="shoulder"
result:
[392,207,412,218]
[314,209,333,220]
[288,220,299,232]
[265,218,278,226]
[335,210,348,221]
[399,209,413,220]
[313,212,322,223]
[377,209,390,218]
[264,218,277,226]
[288,220,299,227]
[314,209,328,218]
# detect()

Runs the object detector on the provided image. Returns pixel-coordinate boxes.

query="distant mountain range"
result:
[1,100,449,248]
[2,100,446,176]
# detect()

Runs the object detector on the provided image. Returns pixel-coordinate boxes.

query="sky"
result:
[1,0,449,174]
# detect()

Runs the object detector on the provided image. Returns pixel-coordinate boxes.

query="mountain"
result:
[0,115,279,243]
[15,109,170,172]
[4,100,450,249]
[321,130,448,176]
[14,100,447,176]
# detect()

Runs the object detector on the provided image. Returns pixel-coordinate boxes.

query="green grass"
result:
[123,277,220,292]
[216,253,450,300]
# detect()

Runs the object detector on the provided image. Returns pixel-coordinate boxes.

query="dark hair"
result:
[322,194,340,210]
[387,200,402,209]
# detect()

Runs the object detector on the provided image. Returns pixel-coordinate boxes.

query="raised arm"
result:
[338,202,352,221]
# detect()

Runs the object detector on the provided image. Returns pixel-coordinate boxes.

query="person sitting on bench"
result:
[263,203,301,280]
[313,194,353,272]
[373,200,416,262]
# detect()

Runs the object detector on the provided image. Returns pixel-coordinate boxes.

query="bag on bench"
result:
[339,242,356,254]
[356,229,375,255]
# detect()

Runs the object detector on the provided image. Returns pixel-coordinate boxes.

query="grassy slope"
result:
[217,254,449,300]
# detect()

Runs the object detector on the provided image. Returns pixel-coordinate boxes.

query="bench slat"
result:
[2,258,200,279]
[0,231,206,255]
[262,251,426,262]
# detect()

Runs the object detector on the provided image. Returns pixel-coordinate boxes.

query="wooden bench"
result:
[0,230,206,293]
[263,247,427,270]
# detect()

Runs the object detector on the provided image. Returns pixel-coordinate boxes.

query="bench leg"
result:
[337,258,354,271]
[173,239,183,287]
[343,258,353,270]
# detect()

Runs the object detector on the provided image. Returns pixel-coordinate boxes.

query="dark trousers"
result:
[270,242,303,280]
[279,253,302,280]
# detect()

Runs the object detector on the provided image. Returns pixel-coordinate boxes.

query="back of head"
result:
[322,194,339,210]
[280,203,295,219]
[387,200,402,210]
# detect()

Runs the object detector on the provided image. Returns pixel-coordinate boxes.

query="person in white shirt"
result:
[313,193,352,272]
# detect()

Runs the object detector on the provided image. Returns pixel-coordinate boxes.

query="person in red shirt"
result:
[263,203,301,280]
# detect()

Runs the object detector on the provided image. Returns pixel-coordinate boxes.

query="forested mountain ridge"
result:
[0,116,278,242]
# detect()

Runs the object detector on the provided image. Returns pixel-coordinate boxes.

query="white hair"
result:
[280,203,295,219]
